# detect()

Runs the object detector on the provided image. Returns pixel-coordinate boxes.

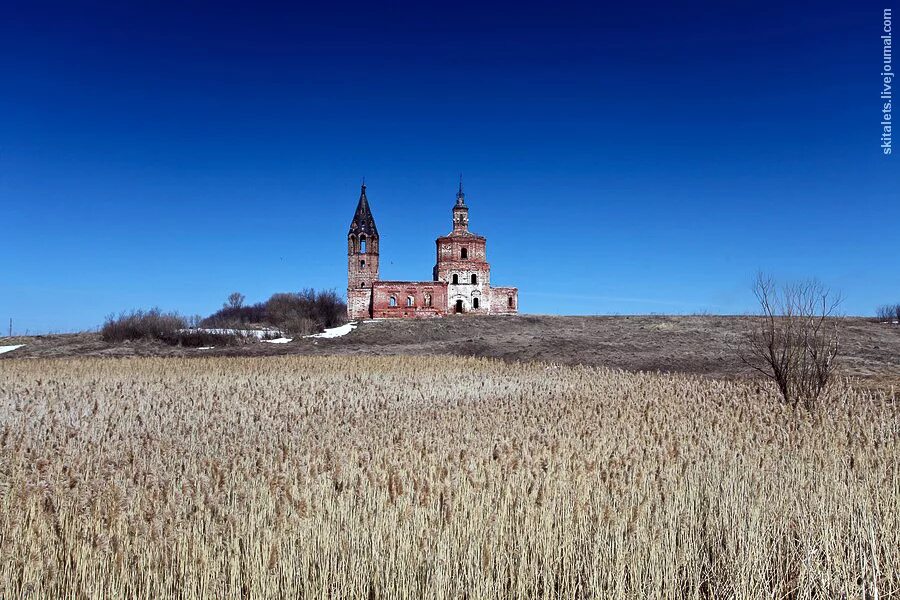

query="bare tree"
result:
[225,292,246,310]
[741,273,842,411]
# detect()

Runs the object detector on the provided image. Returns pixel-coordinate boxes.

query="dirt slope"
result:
[3,316,897,386]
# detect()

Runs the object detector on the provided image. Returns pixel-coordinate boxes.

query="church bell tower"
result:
[347,183,379,317]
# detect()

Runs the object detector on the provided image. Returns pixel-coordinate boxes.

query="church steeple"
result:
[452,176,469,233]
[349,183,378,238]
[348,183,379,295]
[456,174,466,206]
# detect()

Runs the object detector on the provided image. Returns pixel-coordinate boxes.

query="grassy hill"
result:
[4,315,898,387]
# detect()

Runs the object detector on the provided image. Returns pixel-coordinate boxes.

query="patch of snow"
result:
[0,344,24,355]
[263,337,293,344]
[180,328,283,339]
[196,346,214,350]
[305,322,358,339]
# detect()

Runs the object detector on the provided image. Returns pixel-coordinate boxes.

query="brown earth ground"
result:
[3,316,898,389]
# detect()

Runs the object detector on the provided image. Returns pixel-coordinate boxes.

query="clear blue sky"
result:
[2,1,897,333]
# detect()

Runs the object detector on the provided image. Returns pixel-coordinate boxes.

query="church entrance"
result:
[455,300,464,314]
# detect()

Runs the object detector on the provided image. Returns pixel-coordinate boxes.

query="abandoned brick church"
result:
[347,182,518,319]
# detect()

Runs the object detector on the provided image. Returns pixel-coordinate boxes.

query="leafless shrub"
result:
[201,302,269,328]
[101,309,243,346]
[202,289,346,334]
[279,315,320,336]
[313,289,347,328]
[101,308,187,343]
[174,329,246,347]
[266,289,346,334]
[876,304,900,323]
[741,273,842,411]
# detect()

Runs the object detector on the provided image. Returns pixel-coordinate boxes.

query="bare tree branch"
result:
[739,273,843,411]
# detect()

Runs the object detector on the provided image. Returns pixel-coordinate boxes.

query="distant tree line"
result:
[201,289,346,335]
[100,309,244,347]
[100,289,347,345]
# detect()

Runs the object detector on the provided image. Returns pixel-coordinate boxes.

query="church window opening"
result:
[424,293,432,307]
[360,236,367,253]
[389,296,396,307]
[360,282,366,288]
[452,274,459,284]
[471,274,477,284]
[508,296,514,308]
[473,298,479,309]
[407,296,414,307]
[461,247,468,259]
[360,260,365,268]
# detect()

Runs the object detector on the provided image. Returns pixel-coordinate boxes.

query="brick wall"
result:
[347,288,373,319]
[490,286,518,315]
[372,282,448,318]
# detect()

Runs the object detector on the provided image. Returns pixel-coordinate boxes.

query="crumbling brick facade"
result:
[371,282,448,319]
[347,182,518,319]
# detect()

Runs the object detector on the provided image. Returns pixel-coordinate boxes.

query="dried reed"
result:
[0,356,896,598]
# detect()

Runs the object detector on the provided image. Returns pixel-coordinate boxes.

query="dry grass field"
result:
[6,316,899,388]
[1,355,898,598]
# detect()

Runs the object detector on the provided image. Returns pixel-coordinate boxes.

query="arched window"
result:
[349,235,358,253]
[473,298,479,309]
[508,296,514,308]
[424,293,432,307]
[360,235,367,254]
[360,260,365,268]
[471,274,477,284]
[407,296,414,307]
[360,282,366,288]
[389,296,396,307]
[461,247,468,259]
[452,274,458,284]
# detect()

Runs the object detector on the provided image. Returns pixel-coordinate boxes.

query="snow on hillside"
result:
[180,328,283,339]
[305,322,357,339]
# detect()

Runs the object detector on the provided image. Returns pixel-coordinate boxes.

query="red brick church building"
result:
[347,182,518,319]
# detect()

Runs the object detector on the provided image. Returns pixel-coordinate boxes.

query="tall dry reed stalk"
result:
[0,356,897,598]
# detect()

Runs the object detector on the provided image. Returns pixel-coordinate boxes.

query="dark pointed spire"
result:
[349,182,378,237]
[456,173,466,206]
